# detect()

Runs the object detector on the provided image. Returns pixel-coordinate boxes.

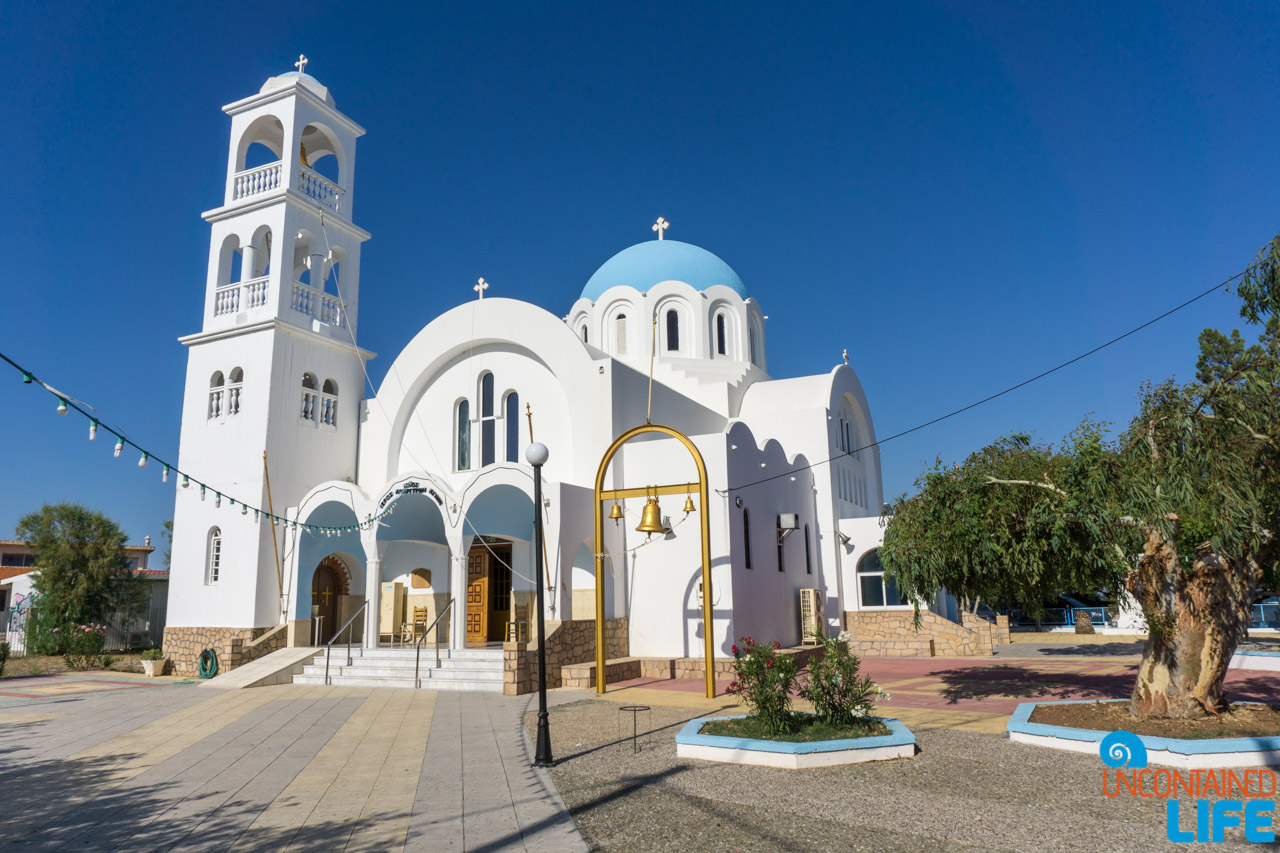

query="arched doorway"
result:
[310,555,350,644]
[466,537,513,646]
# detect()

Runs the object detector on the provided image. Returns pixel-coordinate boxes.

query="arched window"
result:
[749,324,758,365]
[616,314,628,355]
[208,371,225,420]
[227,368,243,417]
[301,373,317,421]
[505,391,520,462]
[716,313,727,356]
[480,373,496,467]
[456,399,471,470]
[857,549,907,607]
[804,524,813,575]
[320,379,338,427]
[666,309,680,352]
[743,508,753,570]
[206,527,222,585]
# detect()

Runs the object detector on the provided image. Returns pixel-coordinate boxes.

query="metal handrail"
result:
[323,599,370,686]
[414,598,455,688]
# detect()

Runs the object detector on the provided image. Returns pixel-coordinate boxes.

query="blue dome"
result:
[581,240,747,302]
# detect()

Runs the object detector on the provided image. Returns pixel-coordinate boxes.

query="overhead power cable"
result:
[723,268,1245,494]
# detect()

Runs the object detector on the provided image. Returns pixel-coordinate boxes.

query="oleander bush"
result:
[726,636,799,736]
[798,631,889,727]
[62,623,108,670]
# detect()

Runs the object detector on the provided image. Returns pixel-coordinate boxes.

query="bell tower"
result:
[165,60,373,655]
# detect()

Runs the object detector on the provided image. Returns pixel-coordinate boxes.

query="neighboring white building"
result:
[164,66,896,675]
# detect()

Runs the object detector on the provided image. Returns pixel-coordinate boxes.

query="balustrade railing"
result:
[301,390,317,421]
[227,384,242,416]
[208,389,224,420]
[214,276,270,318]
[233,162,283,201]
[299,167,344,213]
[291,282,345,328]
[319,393,337,427]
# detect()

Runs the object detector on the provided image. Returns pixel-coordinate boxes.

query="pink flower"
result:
[773,641,780,650]
[766,659,775,669]
[731,644,739,655]
[52,628,59,633]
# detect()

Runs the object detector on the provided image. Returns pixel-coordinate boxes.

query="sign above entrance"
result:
[380,481,445,510]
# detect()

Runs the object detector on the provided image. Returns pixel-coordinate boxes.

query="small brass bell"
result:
[635,497,667,534]
[608,502,624,523]
[683,495,696,514]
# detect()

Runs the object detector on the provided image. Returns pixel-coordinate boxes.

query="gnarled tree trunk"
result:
[1126,522,1258,718]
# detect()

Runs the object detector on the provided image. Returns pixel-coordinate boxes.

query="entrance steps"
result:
[292,646,505,691]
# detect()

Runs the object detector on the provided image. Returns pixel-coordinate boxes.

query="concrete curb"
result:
[675,714,916,768]
[1006,699,1280,768]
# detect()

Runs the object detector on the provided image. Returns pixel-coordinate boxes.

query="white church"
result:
[163,64,912,687]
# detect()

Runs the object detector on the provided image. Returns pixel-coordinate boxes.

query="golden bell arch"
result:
[593,423,715,699]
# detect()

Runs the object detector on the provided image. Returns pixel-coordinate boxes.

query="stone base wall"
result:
[843,609,1007,657]
[163,626,279,676]
[503,617,629,695]
[559,645,827,690]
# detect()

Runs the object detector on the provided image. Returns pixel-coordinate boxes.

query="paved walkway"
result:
[592,652,1280,734]
[0,676,586,852]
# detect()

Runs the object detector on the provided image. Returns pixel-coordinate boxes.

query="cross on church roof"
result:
[295,54,309,74]
[475,278,489,300]
[652,217,669,240]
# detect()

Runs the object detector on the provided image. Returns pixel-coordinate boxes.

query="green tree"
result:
[15,504,146,630]
[161,519,173,570]
[882,236,1280,720]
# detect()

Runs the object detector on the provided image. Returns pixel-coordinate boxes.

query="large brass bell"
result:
[635,497,667,535]
[608,502,624,523]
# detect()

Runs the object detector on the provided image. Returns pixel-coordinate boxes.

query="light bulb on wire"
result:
[113,437,123,458]
[56,398,68,416]
[89,420,98,441]
[138,452,148,468]
[162,465,169,484]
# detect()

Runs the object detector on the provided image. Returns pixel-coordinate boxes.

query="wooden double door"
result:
[465,541,512,646]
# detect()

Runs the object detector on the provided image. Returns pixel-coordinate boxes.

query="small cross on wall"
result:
[295,55,309,74]
[474,277,489,300]
[652,216,670,240]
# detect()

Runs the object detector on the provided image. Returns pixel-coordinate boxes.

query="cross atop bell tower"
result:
[200,60,370,338]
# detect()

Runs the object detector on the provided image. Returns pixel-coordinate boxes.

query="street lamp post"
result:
[526,441,554,767]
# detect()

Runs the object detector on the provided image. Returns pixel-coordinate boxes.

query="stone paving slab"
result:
[0,681,585,852]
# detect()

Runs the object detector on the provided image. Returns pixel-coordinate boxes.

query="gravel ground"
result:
[528,699,1262,852]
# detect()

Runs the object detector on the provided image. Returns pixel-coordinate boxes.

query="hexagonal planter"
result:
[675,715,916,769]
[1006,700,1280,769]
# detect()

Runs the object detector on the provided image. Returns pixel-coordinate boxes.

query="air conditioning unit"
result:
[800,588,824,645]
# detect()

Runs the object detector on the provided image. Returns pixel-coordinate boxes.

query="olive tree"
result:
[881,236,1280,720]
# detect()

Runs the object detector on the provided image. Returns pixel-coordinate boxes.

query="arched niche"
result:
[300,122,346,185]
[234,114,285,173]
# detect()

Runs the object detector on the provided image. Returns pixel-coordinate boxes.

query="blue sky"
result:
[1,2,1277,550]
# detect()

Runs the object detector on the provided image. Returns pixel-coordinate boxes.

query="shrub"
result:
[140,648,165,661]
[798,632,889,726]
[725,637,799,736]
[25,606,67,656]
[0,640,9,677]
[63,624,108,671]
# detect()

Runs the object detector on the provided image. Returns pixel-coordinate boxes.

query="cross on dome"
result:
[474,278,489,300]
[652,217,670,240]
[295,54,309,74]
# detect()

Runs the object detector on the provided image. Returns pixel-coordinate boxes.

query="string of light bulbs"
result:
[0,349,403,535]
